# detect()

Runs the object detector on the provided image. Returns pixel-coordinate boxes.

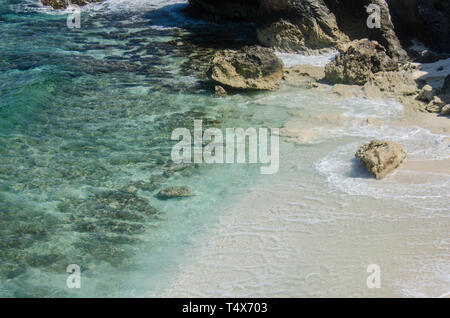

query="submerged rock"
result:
[214,85,227,97]
[417,85,434,103]
[156,186,194,200]
[325,39,399,85]
[41,0,102,9]
[355,140,407,180]
[209,46,284,90]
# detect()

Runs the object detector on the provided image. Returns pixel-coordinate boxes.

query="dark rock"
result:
[356,140,407,179]
[187,0,408,60]
[209,45,284,90]
[41,0,103,9]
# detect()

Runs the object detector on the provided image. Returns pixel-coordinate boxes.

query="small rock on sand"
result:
[355,140,407,180]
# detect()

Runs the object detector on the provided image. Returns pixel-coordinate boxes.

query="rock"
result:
[355,140,407,180]
[324,0,408,61]
[324,39,399,85]
[187,0,407,59]
[257,20,305,53]
[389,0,450,53]
[156,186,194,200]
[407,48,441,63]
[330,84,364,98]
[417,85,434,103]
[257,17,348,53]
[425,96,445,113]
[283,65,325,88]
[441,105,450,116]
[41,0,102,9]
[209,46,284,90]
[214,85,227,97]
[442,75,450,96]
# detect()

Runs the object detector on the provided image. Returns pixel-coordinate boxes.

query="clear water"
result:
[0,0,449,298]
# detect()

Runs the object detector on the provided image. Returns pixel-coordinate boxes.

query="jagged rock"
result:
[441,104,450,116]
[156,186,194,200]
[209,46,284,90]
[330,84,364,98]
[442,75,450,96]
[187,0,407,59]
[417,85,434,103]
[324,39,399,85]
[41,0,102,9]
[355,140,407,180]
[325,0,407,61]
[214,85,227,97]
[283,65,325,87]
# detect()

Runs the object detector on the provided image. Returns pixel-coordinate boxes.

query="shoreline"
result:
[158,50,449,297]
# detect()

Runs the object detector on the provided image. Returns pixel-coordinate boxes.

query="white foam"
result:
[276,51,338,67]
[315,128,450,201]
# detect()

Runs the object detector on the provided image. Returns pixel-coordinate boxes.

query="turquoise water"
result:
[0,0,289,297]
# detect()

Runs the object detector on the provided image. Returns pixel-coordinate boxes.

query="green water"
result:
[0,0,290,297]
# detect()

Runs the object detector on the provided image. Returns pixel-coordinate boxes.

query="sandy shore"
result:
[158,57,449,298]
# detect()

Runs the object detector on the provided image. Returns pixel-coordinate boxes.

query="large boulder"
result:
[324,39,399,85]
[209,45,284,90]
[187,0,408,59]
[41,0,102,9]
[355,140,407,179]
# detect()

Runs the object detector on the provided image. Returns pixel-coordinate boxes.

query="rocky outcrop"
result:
[214,85,227,97]
[156,186,194,200]
[363,71,418,98]
[324,39,399,85]
[41,0,102,9]
[209,46,284,90]
[355,140,407,179]
[388,0,450,53]
[283,65,325,88]
[441,104,450,116]
[187,0,409,59]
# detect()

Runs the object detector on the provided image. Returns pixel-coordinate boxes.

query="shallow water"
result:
[0,0,449,297]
